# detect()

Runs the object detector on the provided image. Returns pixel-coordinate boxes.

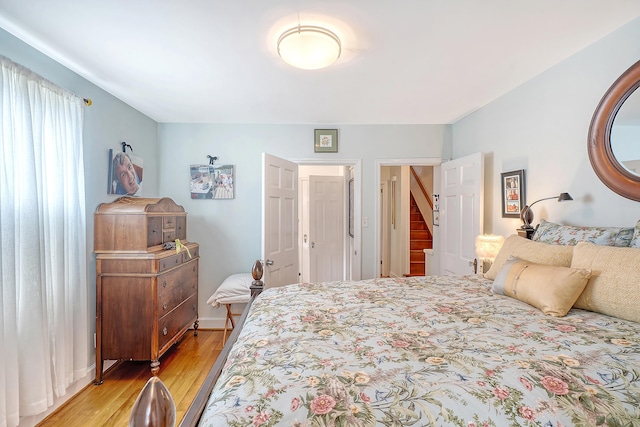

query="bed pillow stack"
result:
[487,224,640,322]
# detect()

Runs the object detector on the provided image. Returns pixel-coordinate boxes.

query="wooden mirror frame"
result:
[588,59,640,202]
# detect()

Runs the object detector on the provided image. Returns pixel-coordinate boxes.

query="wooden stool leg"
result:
[223,304,232,345]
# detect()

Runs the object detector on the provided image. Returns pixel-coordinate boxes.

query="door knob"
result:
[468,259,478,274]
[265,259,274,266]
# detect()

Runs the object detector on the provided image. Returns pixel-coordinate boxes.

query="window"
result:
[1,55,88,426]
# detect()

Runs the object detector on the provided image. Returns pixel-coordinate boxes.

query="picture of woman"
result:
[108,150,144,196]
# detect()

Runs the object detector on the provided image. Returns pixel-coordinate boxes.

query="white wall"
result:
[157,124,451,325]
[453,17,640,237]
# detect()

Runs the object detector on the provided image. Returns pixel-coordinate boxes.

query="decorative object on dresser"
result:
[94,197,199,384]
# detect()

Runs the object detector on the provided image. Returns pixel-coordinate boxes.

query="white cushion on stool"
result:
[206,273,252,308]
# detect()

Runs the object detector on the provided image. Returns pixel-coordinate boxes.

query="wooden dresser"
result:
[94,197,199,384]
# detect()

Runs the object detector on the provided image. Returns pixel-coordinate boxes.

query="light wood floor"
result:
[37,329,224,427]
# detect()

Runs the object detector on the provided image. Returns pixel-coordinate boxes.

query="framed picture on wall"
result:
[501,169,526,218]
[314,129,338,153]
[190,164,235,199]
[107,149,144,196]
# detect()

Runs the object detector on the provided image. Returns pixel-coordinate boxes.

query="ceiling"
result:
[1,1,639,124]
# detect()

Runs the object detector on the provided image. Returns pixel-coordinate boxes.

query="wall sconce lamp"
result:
[520,193,573,229]
[475,234,505,274]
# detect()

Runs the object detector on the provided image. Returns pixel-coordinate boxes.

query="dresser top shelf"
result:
[94,196,189,253]
[96,196,185,215]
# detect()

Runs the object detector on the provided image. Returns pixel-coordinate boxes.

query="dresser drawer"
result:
[162,230,176,243]
[147,217,163,247]
[158,253,182,272]
[183,246,199,263]
[175,216,187,240]
[158,261,198,315]
[163,215,176,229]
[158,293,198,349]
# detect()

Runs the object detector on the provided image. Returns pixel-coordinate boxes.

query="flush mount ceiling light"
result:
[277,25,341,70]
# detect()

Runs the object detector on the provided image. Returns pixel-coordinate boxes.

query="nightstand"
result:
[517,227,536,240]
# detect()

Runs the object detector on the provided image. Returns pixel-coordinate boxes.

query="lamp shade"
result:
[475,234,505,261]
[277,25,341,70]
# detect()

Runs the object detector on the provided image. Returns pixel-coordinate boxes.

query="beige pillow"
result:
[494,259,591,316]
[484,234,574,280]
[571,242,640,323]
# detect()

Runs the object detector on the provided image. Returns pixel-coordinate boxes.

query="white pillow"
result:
[206,273,252,307]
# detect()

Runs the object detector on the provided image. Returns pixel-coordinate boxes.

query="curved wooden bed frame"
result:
[179,269,263,427]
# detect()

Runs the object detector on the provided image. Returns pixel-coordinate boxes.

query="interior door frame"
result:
[292,158,362,281]
[375,158,442,279]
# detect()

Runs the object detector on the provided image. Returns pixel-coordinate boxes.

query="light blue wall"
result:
[157,123,451,321]
[0,27,159,362]
[453,17,640,237]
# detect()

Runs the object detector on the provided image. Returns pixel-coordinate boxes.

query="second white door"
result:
[309,175,345,282]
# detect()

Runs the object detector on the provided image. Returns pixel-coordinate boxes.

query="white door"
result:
[309,175,344,282]
[440,152,484,275]
[262,153,299,288]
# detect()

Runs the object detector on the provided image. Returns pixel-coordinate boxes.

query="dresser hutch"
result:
[94,197,199,384]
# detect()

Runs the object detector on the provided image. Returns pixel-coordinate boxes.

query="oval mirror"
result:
[611,85,640,177]
[588,60,640,201]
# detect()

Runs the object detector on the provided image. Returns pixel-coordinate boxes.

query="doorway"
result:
[296,159,362,283]
[299,165,346,282]
[375,158,442,279]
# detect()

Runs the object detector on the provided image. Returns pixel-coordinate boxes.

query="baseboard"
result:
[197,315,239,330]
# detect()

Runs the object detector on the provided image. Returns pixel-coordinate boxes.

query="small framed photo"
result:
[501,169,526,218]
[314,129,338,153]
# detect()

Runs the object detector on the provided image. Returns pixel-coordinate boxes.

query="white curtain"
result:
[0,55,88,427]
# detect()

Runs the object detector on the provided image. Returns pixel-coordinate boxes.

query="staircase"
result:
[408,194,432,276]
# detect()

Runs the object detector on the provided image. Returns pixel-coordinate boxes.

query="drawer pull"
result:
[163,281,167,288]
[175,259,179,264]
[163,303,167,310]
[193,266,196,272]
[162,327,168,336]
[193,304,197,311]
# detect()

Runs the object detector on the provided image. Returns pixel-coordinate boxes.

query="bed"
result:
[177,222,640,427]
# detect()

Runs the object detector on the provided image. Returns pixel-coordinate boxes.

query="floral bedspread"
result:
[199,276,640,427]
